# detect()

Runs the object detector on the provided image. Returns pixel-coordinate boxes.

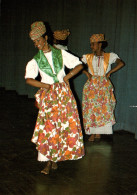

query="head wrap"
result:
[90,34,106,43]
[29,21,46,40]
[53,29,70,40]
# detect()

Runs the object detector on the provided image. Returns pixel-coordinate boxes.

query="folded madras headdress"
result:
[53,29,70,40]
[90,34,106,43]
[29,21,46,40]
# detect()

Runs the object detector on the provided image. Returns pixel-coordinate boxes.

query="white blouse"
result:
[25,50,81,84]
[54,44,68,50]
[82,52,119,76]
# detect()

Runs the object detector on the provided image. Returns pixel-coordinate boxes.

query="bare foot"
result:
[88,134,95,142]
[51,162,58,170]
[41,161,51,175]
[95,134,101,139]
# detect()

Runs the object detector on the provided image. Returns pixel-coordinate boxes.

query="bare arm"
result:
[26,78,50,90]
[81,57,92,80]
[106,59,125,78]
[63,64,83,84]
[82,70,92,80]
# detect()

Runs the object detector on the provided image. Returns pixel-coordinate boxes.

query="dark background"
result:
[0,0,137,138]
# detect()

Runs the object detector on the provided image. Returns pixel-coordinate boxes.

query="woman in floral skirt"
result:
[82,34,125,142]
[25,21,84,174]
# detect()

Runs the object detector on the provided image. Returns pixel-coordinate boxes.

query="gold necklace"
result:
[43,48,51,53]
[43,43,51,53]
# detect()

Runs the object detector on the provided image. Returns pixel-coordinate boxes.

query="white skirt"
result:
[86,122,113,135]
[38,152,49,162]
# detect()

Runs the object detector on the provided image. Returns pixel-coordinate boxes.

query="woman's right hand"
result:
[43,84,51,91]
[88,74,92,80]
[26,78,51,90]
[83,70,92,80]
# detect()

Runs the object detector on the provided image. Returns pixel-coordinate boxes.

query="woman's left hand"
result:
[63,76,69,85]
[106,72,111,79]
[63,76,71,90]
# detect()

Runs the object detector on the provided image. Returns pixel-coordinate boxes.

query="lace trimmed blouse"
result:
[82,52,119,76]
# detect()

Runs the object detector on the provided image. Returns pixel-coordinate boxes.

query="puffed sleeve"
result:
[25,59,39,79]
[62,50,82,69]
[81,55,87,64]
[109,52,120,64]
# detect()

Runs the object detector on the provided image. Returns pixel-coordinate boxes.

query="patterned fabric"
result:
[86,53,110,76]
[90,34,106,43]
[31,82,84,162]
[34,45,63,83]
[53,29,70,40]
[82,76,116,134]
[29,21,46,40]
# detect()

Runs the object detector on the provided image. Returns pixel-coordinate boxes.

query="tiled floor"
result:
[0,88,137,195]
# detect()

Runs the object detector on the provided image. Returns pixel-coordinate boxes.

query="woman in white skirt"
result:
[82,34,125,142]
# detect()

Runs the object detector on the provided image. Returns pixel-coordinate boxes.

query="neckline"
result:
[43,48,51,53]
[95,51,104,57]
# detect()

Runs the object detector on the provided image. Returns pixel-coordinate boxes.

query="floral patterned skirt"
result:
[31,82,84,162]
[82,76,116,134]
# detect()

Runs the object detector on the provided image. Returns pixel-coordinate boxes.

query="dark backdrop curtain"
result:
[0,0,137,139]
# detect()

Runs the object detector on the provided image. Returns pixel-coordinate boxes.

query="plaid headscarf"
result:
[29,21,46,40]
[90,34,106,43]
[53,29,70,40]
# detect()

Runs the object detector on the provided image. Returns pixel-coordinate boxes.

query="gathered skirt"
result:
[31,82,84,162]
[82,76,116,135]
